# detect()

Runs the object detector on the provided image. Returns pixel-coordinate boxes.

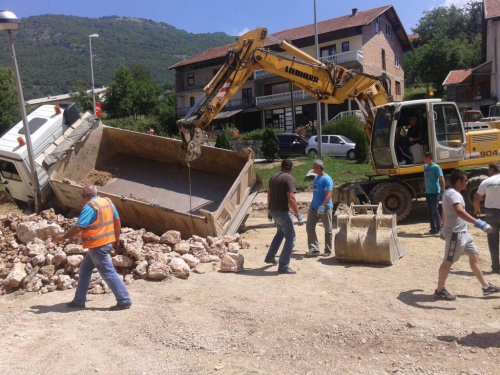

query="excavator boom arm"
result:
[177,27,392,161]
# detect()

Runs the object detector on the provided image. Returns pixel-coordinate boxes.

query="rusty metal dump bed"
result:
[47,120,260,238]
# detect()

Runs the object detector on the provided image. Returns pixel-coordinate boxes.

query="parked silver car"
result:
[305,135,356,160]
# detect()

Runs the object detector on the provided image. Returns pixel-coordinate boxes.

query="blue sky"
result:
[3,0,470,36]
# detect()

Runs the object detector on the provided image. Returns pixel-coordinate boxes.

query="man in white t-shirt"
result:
[474,162,500,273]
[434,169,500,301]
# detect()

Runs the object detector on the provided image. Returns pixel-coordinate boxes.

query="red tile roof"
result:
[442,69,472,86]
[485,0,500,19]
[170,6,395,69]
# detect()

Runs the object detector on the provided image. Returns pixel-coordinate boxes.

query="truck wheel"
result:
[346,150,355,160]
[463,175,487,213]
[369,182,412,221]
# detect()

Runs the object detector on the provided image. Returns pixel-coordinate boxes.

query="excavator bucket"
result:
[334,203,405,265]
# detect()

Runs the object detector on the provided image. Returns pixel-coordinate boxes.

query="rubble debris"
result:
[80,169,115,187]
[0,209,249,296]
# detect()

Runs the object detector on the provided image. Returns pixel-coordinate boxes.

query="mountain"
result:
[0,15,236,100]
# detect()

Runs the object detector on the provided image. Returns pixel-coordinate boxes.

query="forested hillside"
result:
[0,15,236,99]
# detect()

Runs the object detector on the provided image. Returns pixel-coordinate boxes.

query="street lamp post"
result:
[314,0,322,158]
[0,10,41,213]
[89,34,99,115]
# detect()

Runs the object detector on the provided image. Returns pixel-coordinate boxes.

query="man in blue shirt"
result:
[306,160,334,256]
[423,152,445,235]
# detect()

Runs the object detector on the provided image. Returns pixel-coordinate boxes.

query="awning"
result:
[214,108,245,119]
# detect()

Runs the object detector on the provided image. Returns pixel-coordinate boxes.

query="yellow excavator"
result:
[177,27,500,222]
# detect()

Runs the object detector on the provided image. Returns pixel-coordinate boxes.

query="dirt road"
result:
[1,199,499,374]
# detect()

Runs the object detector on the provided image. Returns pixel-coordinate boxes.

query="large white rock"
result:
[220,253,244,273]
[52,250,67,266]
[160,230,181,245]
[57,275,73,290]
[64,244,86,254]
[173,241,190,255]
[16,221,63,244]
[133,260,148,279]
[124,238,144,261]
[169,258,190,279]
[147,261,171,280]
[181,254,200,268]
[189,241,205,253]
[67,255,84,267]
[25,276,43,292]
[4,263,27,287]
[227,242,240,253]
[112,255,133,268]
[31,254,45,266]
[27,239,47,257]
[142,232,160,244]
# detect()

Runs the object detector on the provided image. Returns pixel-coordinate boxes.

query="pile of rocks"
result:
[0,209,249,296]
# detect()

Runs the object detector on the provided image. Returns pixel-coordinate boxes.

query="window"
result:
[0,160,22,181]
[17,117,47,135]
[242,88,252,105]
[395,54,401,68]
[385,23,392,37]
[375,18,380,33]
[434,104,464,148]
[381,49,386,71]
[395,81,401,96]
[342,42,349,52]
[187,73,195,86]
[190,96,195,107]
[330,136,341,144]
[320,45,337,57]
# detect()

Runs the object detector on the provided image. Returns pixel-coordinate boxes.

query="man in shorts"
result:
[434,169,500,301]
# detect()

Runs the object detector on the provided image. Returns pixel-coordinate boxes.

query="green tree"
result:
[261,128,280,162]
[353,129,370,164]
[324,115,365,141]
[0,64,20,134]
[405,1,482,90]
[215,132,233,150]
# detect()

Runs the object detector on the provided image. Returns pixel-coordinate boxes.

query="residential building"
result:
[170,6,412,133]
[443,0,500,116]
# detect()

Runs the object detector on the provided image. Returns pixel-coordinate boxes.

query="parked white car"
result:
[305,135,356,160]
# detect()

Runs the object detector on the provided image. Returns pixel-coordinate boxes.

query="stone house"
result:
[169,6,412,133]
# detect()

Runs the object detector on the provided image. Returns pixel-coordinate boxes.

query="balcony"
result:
[253,50,363,81]
[320,50,363,65]
[255,90,313,107]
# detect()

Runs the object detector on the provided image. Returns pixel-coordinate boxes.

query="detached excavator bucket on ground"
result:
[334,203,405,265]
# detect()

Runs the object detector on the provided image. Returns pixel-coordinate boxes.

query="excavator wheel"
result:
[463,175,487,213]
[369,182,412,221]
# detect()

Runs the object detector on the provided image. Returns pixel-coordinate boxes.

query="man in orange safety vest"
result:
[55,185,132,310]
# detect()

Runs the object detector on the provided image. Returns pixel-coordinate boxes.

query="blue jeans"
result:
[426,193,441,232]
[485,208,500,272]
[73,243,132,306]
[266,210,296,269]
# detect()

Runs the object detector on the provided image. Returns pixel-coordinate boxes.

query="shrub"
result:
[328,115,365,141]
[261,128,280,161]
[215,132,233,150]
[239,128,284,140]
[353,128,370,164]
[223,123,239,139]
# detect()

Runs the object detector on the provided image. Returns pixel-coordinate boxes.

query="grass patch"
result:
[255,157,373,191]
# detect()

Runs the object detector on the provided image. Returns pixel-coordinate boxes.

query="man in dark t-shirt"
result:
[265,159,304,274]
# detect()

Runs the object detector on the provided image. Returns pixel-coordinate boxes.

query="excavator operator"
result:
[396,115,422,164]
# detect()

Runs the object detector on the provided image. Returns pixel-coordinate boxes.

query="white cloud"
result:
[442,0,469,7]
[235,27,250,36]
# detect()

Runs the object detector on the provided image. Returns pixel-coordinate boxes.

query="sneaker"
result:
[278,267,296,274]
[264,257,277,265]
[66,301,85,309]
[109,303,132,311]
[424,230,439,235]
[323,251,332,257]
[434,288,457,301]
[482,283,500,296]
[306,250,320,256]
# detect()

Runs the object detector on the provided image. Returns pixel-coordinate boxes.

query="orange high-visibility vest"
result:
[81,197,116,249]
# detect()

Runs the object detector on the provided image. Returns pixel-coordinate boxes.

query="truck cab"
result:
[0,103,80,207]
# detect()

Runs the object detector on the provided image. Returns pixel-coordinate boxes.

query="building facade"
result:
[170,6,412,133]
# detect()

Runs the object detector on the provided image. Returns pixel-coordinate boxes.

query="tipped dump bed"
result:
[48,117,260,238]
